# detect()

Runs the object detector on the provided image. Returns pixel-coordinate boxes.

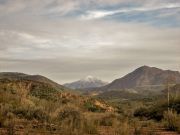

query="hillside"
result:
[64,76,108,89]
[163,84,180,94]
[0,72,69,101]
[0,72,117,134]
[100,66,180,91]
[0,72,180,135]
[172,84,180,93]
[0,72,64,90]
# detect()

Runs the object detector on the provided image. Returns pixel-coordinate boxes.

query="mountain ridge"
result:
[0,72,66,91]
[98,66,180,91]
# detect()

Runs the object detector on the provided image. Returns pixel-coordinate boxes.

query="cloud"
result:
[0,0,180,83]
[1,19,180,82]
[80,3,180,20]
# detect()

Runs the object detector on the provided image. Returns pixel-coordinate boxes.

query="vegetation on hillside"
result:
[0,75,180,134]
[0,79,117,134]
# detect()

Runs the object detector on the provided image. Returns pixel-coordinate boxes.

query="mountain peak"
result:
[138,65,156,70]
[101,66,180,91]
[135,65,163,73]
[64,76,108,90]
[140,65,150,69]
[81,75,97,82]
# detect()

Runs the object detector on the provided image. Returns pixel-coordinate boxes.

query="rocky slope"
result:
[100,66,180,91]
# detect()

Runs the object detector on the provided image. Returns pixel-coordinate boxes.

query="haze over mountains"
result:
[99,66,180,91]
[64,76,108,89]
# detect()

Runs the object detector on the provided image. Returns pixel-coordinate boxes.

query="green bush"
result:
[84,101,105,112]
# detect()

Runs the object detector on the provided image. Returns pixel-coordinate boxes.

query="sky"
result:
[0,0,180,83]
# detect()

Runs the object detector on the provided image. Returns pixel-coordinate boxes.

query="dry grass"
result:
[162,110,180,133]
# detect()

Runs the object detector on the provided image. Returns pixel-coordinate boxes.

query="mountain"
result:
[100,66,180,91]
[0,72,68,100]
[0,72,64,90]
[64,75,108,89]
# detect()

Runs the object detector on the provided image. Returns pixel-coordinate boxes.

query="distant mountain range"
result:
[1,66,180,94]
[64,75,108,89]
[99,66,180,91]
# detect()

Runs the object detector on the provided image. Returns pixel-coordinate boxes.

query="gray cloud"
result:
[0,0,180,83]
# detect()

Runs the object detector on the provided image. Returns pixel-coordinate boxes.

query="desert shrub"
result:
[13,106,49,121]
[61,98,70,104]
[0,103,15,128]
[98,114,132,135]
[84,101,105,112]
[149,98,180,121]
[32,108,49,121]
[57,106,98,134]
[2,112,16,135]
[170,97,180,113]
[0,109,5,127]
[148,107,165,121]
[0,91,20,107]
[163,110,179,131]
[134,107,165,121]
[114,119,131,135]
[100,117,113,126]
[99,114,117,126]
[134,107,149,118]
[83,119,98,134]
[30,85,58,101]
[134,97,180,121]
[131,119,144,135]
[57,106,83,132]
[116,106,124,114]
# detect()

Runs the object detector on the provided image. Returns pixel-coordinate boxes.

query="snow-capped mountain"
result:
[64,76,108,90]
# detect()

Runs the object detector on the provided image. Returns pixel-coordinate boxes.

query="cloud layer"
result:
[0,0,180,83]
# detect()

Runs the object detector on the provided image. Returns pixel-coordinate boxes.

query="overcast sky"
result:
[0,0,180,83]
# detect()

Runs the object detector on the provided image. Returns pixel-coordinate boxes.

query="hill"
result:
[0,73,116,134]
[64,75,108,90]
[0,72,70,101]
[100,66,180,91]
[0,72,64,90]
